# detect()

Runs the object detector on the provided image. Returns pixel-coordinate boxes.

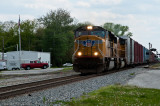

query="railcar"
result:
[143,47,149,63]
[120,36,134,66]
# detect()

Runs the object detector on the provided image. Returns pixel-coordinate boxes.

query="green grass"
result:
[50,66,73,71]
[130,72,135,76]
[55,85,160,106]
[0,73,6,80]
[150,63,160,68]
[49,67,73,74]
[43,96,47,103]
[0,77,5,80]
[61,67,73,72]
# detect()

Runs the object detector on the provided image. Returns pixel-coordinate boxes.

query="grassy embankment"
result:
[61,67,73,71]
[150,63,160,69]
[51,85,160,105]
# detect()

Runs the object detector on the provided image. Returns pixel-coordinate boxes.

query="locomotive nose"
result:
[75,36,103,58]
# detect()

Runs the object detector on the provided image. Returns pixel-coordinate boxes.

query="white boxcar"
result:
[7,51,51,70]
[120,36,134,65]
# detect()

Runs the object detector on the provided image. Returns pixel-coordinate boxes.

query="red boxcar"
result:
[134,41,138,64]
[138,43,140,63]
[134,41,144,64]
[140,44,143,63]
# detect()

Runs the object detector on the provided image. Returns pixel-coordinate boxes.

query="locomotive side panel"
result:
[117,37,126,68]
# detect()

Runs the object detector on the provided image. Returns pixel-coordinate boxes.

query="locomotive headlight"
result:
[87,26,93,30]
[78,52,82,56]
[94,52,98,56]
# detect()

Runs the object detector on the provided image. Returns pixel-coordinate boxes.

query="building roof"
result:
[7,50,50,54]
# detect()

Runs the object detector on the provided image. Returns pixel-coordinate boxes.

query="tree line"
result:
[0,8,132,67]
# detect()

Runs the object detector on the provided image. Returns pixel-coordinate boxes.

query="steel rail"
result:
[0,66,136,100]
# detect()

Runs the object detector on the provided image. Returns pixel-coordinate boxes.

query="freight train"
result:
[72,26,158,74]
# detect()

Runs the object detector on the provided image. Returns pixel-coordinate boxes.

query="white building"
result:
[7,51,51,70]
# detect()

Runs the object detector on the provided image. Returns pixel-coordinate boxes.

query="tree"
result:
[103,22,132,37]
[33,27,45,51]
[0,21,18,52]
[38,8,74,66]
[0,20,39,52]
[20,20,37,51]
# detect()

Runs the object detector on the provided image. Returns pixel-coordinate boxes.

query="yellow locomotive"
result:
[72,26,126,74]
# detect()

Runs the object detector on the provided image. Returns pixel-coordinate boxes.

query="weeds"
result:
[130,72,135,75]
[59,85,160,105]
[43,96,46,103]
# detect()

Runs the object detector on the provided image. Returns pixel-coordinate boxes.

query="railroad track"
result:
[0,74,98,100]
[0,67,136,100]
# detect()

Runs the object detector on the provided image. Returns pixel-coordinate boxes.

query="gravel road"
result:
[0,67,150,106]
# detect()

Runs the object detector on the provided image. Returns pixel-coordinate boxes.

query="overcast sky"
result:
[0,0,160,53]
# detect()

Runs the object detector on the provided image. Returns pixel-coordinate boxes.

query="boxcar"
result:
[134,41,138,64]
[140,44,143,64]
[143,47,149,63]
[120,36,134,66]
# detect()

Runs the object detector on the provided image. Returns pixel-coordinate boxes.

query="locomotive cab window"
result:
[75,26,107,38]
[91,31,105,38]
[76,31,88,37]
[75,31,106,38]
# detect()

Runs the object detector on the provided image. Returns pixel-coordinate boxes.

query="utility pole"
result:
[149,42,151,64]
[17,44,18,51]
[18,15,21,70]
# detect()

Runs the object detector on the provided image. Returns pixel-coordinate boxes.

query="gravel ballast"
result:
[0,67,150,105]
